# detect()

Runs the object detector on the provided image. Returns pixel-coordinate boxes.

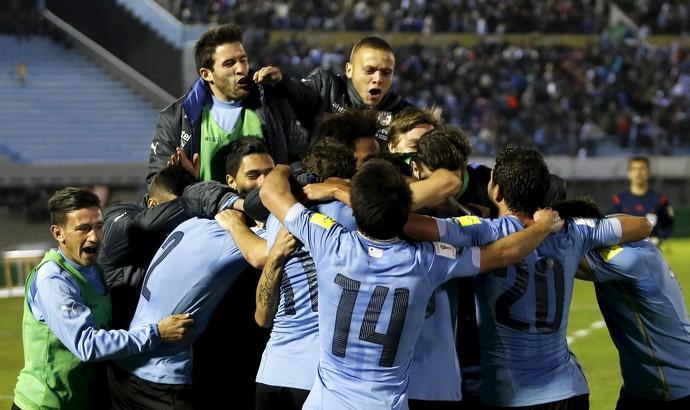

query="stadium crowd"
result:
[158,0,688,35]
[245,32,690,157]
[3,1,689,158]
[144,0,690,157]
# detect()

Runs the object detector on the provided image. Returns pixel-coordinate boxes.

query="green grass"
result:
[1,239,689,408]
[0,294,23,407]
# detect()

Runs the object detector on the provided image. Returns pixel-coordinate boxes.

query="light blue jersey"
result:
[586,240,690,401]
[283,203,482,410]
[256,200,356,391]
[473,216,622,407]
[113,217,266,385]
[27,249,160,361]
[409,215,502,401]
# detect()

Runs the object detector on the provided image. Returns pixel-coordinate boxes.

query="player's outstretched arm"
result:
[614,215,653,243]
[260,165,299,225]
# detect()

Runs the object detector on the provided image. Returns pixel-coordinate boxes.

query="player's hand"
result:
[215,209,248,230]
[302,182,346,201]
[167,147,200,180]
[253,66,283,85]
[157,313,194,343]
[533,208,563,233]
[272,226,299,259]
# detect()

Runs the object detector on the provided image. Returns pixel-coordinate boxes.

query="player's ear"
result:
[226,174,238,190]
[51,224,64,243]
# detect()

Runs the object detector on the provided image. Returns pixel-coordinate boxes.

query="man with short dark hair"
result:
[148,23,307,185]
[463,147,650,408]
[610,156,674,246]
[13,187,192,410]
[100,165,238,330]
[254,36,412,150]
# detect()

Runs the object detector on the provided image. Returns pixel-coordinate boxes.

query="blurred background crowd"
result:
[2,0,689,157]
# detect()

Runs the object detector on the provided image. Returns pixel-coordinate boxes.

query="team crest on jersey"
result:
[377,111,392,125]
[433,242,458,259]
[310,213,335,229]
[598,245,623,262]
[455,215,481,226]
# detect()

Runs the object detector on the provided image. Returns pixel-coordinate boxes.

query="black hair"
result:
[225,137,270,177]
[350,158,412,239]
[48,186,101,226]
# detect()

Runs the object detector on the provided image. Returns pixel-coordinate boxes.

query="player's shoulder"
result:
[103,201,141,221]
[34,258,72,285]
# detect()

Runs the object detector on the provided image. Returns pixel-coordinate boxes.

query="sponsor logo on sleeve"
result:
[598,245,623,262]
[455,215,482,226]
[309,213,335,229]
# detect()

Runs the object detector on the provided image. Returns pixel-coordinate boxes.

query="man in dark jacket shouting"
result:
[254,36,412,151]
[147,23,308,185]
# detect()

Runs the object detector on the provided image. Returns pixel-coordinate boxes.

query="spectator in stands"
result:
[147,23,308,185]
[16,61,26,84]
[254,35,413,151]
[610,156,674,246]
[161,0,610,34]
[12,186,193,410]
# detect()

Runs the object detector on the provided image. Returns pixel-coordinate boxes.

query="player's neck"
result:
[630,183,648,196]
[497,206,532,226]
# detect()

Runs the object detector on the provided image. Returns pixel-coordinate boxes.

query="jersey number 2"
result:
[141,231,184,301]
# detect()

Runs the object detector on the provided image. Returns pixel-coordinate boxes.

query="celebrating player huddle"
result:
[12,22,689,410]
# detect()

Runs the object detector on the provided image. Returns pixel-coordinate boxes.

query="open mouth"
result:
[369,88,382,96]
[83,246,98,255]
[237,77,249,87]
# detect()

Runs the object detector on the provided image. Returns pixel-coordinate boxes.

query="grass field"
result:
[1,238,688,408]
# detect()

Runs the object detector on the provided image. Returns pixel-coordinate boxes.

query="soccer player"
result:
[12,187,193,410]
[259,158,563,409]
[255,138,358,409]
[573,205,690,409]
[253,36,413,150]
[100,165,241,330]
[463,147,650,408]
[108,137,275,409]
[147,23,307,184]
